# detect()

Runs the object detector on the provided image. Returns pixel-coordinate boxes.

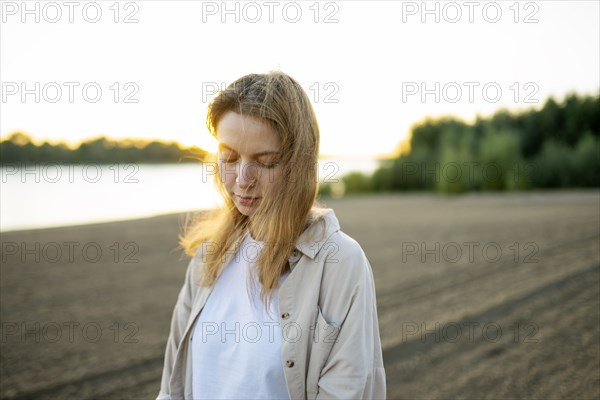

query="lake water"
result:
[0,160,379,232]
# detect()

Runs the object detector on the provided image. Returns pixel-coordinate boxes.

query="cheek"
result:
[259,169,284,192]
[218,162,234,186]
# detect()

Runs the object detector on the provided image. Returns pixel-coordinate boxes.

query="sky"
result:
[1,0,599,158]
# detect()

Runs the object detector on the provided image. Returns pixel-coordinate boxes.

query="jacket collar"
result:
[290,207,340,264]
[217,208,341,273]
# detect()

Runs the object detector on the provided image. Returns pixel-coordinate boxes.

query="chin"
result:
[233,200,256,216]
[236,206,255,217]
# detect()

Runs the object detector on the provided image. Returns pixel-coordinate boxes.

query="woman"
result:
[157,71,386,400]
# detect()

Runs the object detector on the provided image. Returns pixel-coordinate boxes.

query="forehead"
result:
[216,111,280,154]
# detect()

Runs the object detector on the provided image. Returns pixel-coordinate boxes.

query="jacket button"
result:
[286,360,295,368]
[281,312,290,320]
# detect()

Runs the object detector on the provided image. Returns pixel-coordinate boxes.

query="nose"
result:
[236,160,259,188]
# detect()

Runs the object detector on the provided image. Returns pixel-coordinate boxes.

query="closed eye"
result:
[257,161,278,169]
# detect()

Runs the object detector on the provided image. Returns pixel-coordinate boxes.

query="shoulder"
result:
[185,245,209,289]
[319,228,374,291]
[322,229,367,263]
[317,228,378,326]
[303,207,371,272]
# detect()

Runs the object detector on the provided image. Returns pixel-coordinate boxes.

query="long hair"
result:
[180,71,321,308]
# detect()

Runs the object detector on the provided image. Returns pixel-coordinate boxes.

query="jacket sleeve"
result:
[316,236,387,400]
[156,252,198,400]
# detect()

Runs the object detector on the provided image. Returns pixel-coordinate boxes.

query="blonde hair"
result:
[180,71,321,307]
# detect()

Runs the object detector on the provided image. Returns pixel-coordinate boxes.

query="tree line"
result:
[0,133,210,164]
[323,93,599,194]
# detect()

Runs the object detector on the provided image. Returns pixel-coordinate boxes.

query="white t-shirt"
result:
[191,233,291,400]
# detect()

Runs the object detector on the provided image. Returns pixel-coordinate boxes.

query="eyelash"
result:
[260,163,278,169]
[221,156,278,169]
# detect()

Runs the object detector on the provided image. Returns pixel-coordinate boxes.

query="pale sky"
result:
[1,0,598,158]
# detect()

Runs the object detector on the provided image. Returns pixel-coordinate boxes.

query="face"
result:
[216,111,283,216]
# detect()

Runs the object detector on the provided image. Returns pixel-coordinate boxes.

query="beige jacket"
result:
[157,208,386,399]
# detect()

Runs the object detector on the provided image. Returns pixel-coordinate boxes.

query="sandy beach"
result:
[1,190,599,399]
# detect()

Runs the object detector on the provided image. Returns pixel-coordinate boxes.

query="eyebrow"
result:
[218,143,280,157]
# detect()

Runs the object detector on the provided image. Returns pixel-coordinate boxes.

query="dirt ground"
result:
[1,190,598,399]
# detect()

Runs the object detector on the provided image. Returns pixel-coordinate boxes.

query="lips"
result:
[235,194,260,207]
